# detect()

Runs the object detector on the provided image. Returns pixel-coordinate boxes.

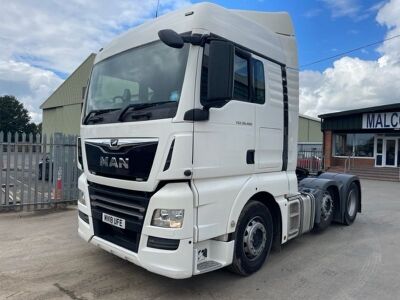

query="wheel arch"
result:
[298,177,341,224]
[250,192,282,250]
[229,190,282,250]
[306,172,362,224]
[353,179,362,213]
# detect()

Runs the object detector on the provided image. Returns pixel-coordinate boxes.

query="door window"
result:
[200,45,266,105]
[385,139,396,166]
[376,138,383,166]
[233,54,250,101]
[253,59,265,104]
[398,139,400,167]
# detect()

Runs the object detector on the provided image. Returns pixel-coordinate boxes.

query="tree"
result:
[0,95,39,139]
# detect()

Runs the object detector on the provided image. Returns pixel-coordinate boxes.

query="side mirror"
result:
[205,40,234,107]
[158,29,184,49]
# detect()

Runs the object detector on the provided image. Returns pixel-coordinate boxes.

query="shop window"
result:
[333,133,374,157]
[354,134,374,157]
[333,134,353,156]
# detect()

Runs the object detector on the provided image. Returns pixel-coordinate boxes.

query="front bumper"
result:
[77,174,195,279]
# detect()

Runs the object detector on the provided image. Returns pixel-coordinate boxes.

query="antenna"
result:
[155,0,160,18]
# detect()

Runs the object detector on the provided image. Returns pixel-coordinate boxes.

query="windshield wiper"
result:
[118,101,174,121]
[84,108,119,124]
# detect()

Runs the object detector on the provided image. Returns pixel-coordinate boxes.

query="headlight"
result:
[151,209,184,228]
[78,191,86,205]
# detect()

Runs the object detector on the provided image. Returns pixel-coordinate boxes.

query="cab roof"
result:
[95,2,297,69]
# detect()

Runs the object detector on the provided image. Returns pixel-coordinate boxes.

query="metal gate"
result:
[297,150,324,173]
[0,132,79,211]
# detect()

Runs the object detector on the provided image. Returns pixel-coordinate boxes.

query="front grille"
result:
[88,181,152,253]
[85,139,158,181]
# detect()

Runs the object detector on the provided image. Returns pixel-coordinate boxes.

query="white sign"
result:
[362,112,400,129]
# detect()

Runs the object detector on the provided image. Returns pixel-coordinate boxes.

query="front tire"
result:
[229,201,273,276]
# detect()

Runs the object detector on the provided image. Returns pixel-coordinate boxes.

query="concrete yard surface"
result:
[1,179,399,300]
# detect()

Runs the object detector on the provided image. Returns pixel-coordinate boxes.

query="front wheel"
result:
[229,201,273,276]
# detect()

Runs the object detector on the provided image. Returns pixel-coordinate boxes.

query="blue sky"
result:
[193,0,388,71]
[0,0,399,122]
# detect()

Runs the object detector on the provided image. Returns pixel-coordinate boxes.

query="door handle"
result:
[247,150,255,164]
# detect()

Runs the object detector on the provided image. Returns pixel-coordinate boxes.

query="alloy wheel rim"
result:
[321,192,333,221]
[243,217,267,260]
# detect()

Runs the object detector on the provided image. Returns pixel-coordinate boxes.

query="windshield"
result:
[85,41,189,123]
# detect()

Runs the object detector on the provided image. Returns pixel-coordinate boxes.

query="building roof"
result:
[299,114,320,122]
[319,102,400,132]
[40,53,96,109]
[318,103,400,119]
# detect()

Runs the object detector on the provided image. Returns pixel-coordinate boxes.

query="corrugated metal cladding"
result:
[298,115,322,143]
[321,114,363,131]
[40,54,96,109]
[42,104,82,138]
[320,103,400,131]
[41,53,95,137]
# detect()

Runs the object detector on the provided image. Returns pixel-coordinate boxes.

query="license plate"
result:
[102,213,125,229]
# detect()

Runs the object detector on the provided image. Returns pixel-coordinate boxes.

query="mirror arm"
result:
[181,33,210,46]
[183,108,209,121]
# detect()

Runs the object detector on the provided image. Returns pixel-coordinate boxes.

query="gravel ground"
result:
[0,179,399,300]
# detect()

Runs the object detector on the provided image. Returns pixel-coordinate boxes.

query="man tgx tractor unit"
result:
[77,3,361,279]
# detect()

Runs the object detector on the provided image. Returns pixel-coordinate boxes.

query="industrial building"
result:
[40,54,95,138]
[320,103,400,181]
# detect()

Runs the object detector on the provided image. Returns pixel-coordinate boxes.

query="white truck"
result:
[77,3,361,279]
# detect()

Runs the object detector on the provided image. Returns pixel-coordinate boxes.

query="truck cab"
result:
[77,3,361,279]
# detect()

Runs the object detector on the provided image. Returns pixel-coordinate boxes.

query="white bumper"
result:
[77,174,195,279]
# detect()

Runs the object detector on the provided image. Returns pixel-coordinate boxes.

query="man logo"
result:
[100,156,129,169]
[110,139,118,147]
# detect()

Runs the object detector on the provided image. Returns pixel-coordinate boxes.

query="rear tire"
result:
[229,201,273,276]
[344,182,359,225]
[313,189,334,232]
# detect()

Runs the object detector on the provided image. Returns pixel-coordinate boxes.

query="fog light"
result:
[78,191,86,205]
[151,209,184,228]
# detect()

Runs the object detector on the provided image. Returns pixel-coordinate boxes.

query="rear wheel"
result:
[229,201,273,276]
[344,182,359,225]
[314,189,334,232]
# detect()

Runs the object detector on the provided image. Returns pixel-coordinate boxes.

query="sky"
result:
[0,0,399,123]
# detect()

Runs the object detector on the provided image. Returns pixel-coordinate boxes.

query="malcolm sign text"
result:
[362,112,400,129]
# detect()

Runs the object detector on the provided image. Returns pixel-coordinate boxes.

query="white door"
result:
[254,57,283,172]
[193,48,256,178]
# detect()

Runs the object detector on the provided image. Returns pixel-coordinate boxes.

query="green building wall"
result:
[42,104,82,138]
[298,115,322,144]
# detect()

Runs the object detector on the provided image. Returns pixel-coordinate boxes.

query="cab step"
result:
[197,260,223,273]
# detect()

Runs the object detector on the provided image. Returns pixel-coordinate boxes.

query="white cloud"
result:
[0,60,62,123]
[0,0,191,123]
[300,0,400,118]
[303,8,323,18]
[0,0,191,73]
[322,0,361,18]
